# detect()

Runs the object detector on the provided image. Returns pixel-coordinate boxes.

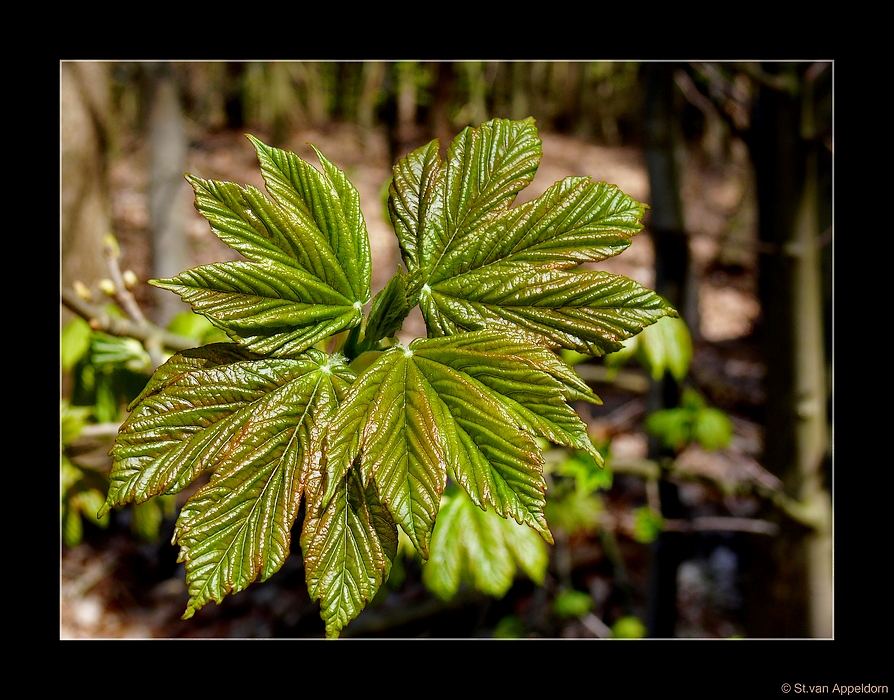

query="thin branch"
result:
[61,287,195,354]
[662,516,779,536]
[103,237,148,326]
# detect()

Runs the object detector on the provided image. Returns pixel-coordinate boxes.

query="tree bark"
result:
[741,62,832,638]
[641,62,693,638]
[61,61,112,319]
[144,63,191,327]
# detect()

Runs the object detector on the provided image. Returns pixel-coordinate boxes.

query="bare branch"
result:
[102,236,148,326]
[662,516,779,536]
[61,286,195,354]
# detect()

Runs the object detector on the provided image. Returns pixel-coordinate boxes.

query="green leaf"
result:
[545,487,604,535]
[552,589,594,619]
[637,314,693,381]
[644,408,692,452]
[102,343,355,618]
[324,329,598,556]
[153,137,371,357]
[61,317,92,372]
[632,506,664,544]
[388,117,676,354]
[693,406,733,451]
[301,463,398,639]
[557,450,613,492]
[422,488,547,601]
[358,269,411,353]
[611,615,647,638]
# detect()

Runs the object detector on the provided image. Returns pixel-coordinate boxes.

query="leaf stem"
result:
[341,322,364,361]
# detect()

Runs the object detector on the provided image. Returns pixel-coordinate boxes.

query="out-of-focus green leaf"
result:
[492,614,526,638]
[324,329,602,556]
[166,311,227,345]
[61,317,92,372]
[632,506,664,543]
[693,406,733,451]
[422,488,547,601]
[553,589,593,618]
[90,333,152,373]
[604,314,692,381]
[645,387,732,452]
[61,400,92,445]
[129,496,176,542]
[153,137,371,357]
[557,449,613,492]
[545,487,604,535]
[644,408,692,452]
[388,117,676,355]
[637,315,692,382]
[61,455,110,548]
[611,615,647,638]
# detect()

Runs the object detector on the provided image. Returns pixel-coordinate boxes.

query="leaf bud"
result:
[73,280,93,302]
[99,278,116,296]
[123,269,139,289]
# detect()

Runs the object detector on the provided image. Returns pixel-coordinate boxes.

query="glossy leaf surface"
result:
[301,467,398,638]
[103,344,355,618]
[324,329,602,557]
[153,138,371,357]
[102,118,681,637]
[388,117,676,353]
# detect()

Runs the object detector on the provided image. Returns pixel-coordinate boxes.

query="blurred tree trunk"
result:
[358,62,386,131]
[740,62,832,638]
[143,63,191,327]
[641,62,693,638]
[426,62,456,146]
[382,62,425,165]
[61,61,112,322]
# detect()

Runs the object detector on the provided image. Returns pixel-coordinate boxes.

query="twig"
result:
[102,237,148,327]
[662,516,779,536]
[607,455,823,533]
[61,287,196,354]
[580,612,613,638]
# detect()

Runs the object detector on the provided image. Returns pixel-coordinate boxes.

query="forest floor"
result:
[61,122,770,639]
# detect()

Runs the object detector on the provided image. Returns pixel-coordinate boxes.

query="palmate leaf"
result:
[323,329,603,558]
[153,137,371,357]
[100,118,681,637]
[101,343,356,618]
[388,117,677,354]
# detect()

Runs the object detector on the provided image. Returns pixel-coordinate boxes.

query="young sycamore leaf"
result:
[102,118,677,637]
[102,344,357,621]
[389,117,675,354]
[301,461,398,638]
[323,329,604,557]
[152,138,371,357]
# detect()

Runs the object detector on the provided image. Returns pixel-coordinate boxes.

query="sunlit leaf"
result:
[359,269,411,353]
[423,488,544,601]
[153,138,371,357]
[102,344,355,617]
[389,117,676,353]
[301,467,398,638]
[324,329,599,556]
